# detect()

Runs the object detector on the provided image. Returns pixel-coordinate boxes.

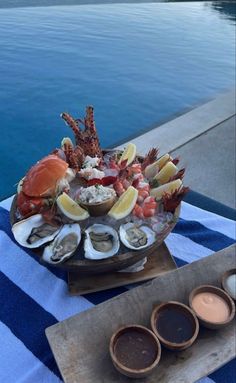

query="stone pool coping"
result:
[115,88,236,208]
[116,88,235,156]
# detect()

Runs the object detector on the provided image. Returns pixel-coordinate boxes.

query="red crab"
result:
[17,154,69,218]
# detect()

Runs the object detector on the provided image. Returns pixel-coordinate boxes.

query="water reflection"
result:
[0,0,196,10]
[0,0,165,10]
[208,1,236,22]
[1,0,236,24]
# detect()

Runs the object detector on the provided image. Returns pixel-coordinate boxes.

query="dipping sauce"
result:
[114,329,158,370]
[155,306,194,343]
[225,274,236,300]
[192,292,230,323]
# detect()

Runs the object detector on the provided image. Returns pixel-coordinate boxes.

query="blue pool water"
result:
[0,1,235,199]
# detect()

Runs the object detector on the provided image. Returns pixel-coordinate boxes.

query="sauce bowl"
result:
[109,324,161,379]
[150,301,199,351]
[189,285,235,330]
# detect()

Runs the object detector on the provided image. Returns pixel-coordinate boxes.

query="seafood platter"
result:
[10,106,189,274]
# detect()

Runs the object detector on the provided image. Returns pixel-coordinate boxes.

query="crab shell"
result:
[22,154,69,197]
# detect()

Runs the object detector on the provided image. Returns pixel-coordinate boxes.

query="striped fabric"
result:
[0,196,235,383]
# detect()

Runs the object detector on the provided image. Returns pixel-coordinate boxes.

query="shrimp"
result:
[127,163,142,176]
[137,188,150,203]
[132,203,144,219]
[132,196,157,219]
[142,197,157,217]
[137,183,150,203]
[113,180,126,196]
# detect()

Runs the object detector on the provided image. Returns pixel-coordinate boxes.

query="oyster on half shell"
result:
[84,224,120,260]
[119,222,156,250]
[42,223,81,264]
[12,214,61,248]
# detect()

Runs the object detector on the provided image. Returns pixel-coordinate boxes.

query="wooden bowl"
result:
[222,268,236,301]
[10,147,181,274]
[109,324,161,379]
[10,194,180,274]
[189,285,235,330]
[150,301,199,351]
[79,195,116,217]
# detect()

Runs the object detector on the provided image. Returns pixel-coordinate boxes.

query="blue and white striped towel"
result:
[0,196,235,383]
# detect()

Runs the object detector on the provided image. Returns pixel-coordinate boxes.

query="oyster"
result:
[12,214,61,248]
[42,223,81,264]
[84,224,120,260]
[119,222,156,250]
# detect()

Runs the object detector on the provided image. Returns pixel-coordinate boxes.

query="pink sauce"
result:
[192,292,230,323]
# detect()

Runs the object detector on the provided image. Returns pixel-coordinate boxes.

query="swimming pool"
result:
[0,1,235,199]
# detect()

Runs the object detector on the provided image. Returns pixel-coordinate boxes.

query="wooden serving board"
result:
[46,244,236,383]
[68,242,177,294]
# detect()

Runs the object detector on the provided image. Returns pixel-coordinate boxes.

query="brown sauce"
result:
[156,307,194,343]
[114,329,158,370]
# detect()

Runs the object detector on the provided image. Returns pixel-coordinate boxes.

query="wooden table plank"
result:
[46,244,236,383]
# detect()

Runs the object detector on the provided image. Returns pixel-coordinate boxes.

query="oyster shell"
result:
[42,223,81,264]
[84,224,120,260]
[119,222,156,250]
[12,214,61,248]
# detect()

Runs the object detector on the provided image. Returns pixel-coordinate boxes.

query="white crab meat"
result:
[56,168,76,192]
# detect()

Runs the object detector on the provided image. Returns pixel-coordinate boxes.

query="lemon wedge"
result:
[144,153,172,179]
[153,161,177,185]
[108,186,138,219]
[150,179,182,200]
[118,143,136,166]
[57,192,89,221]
